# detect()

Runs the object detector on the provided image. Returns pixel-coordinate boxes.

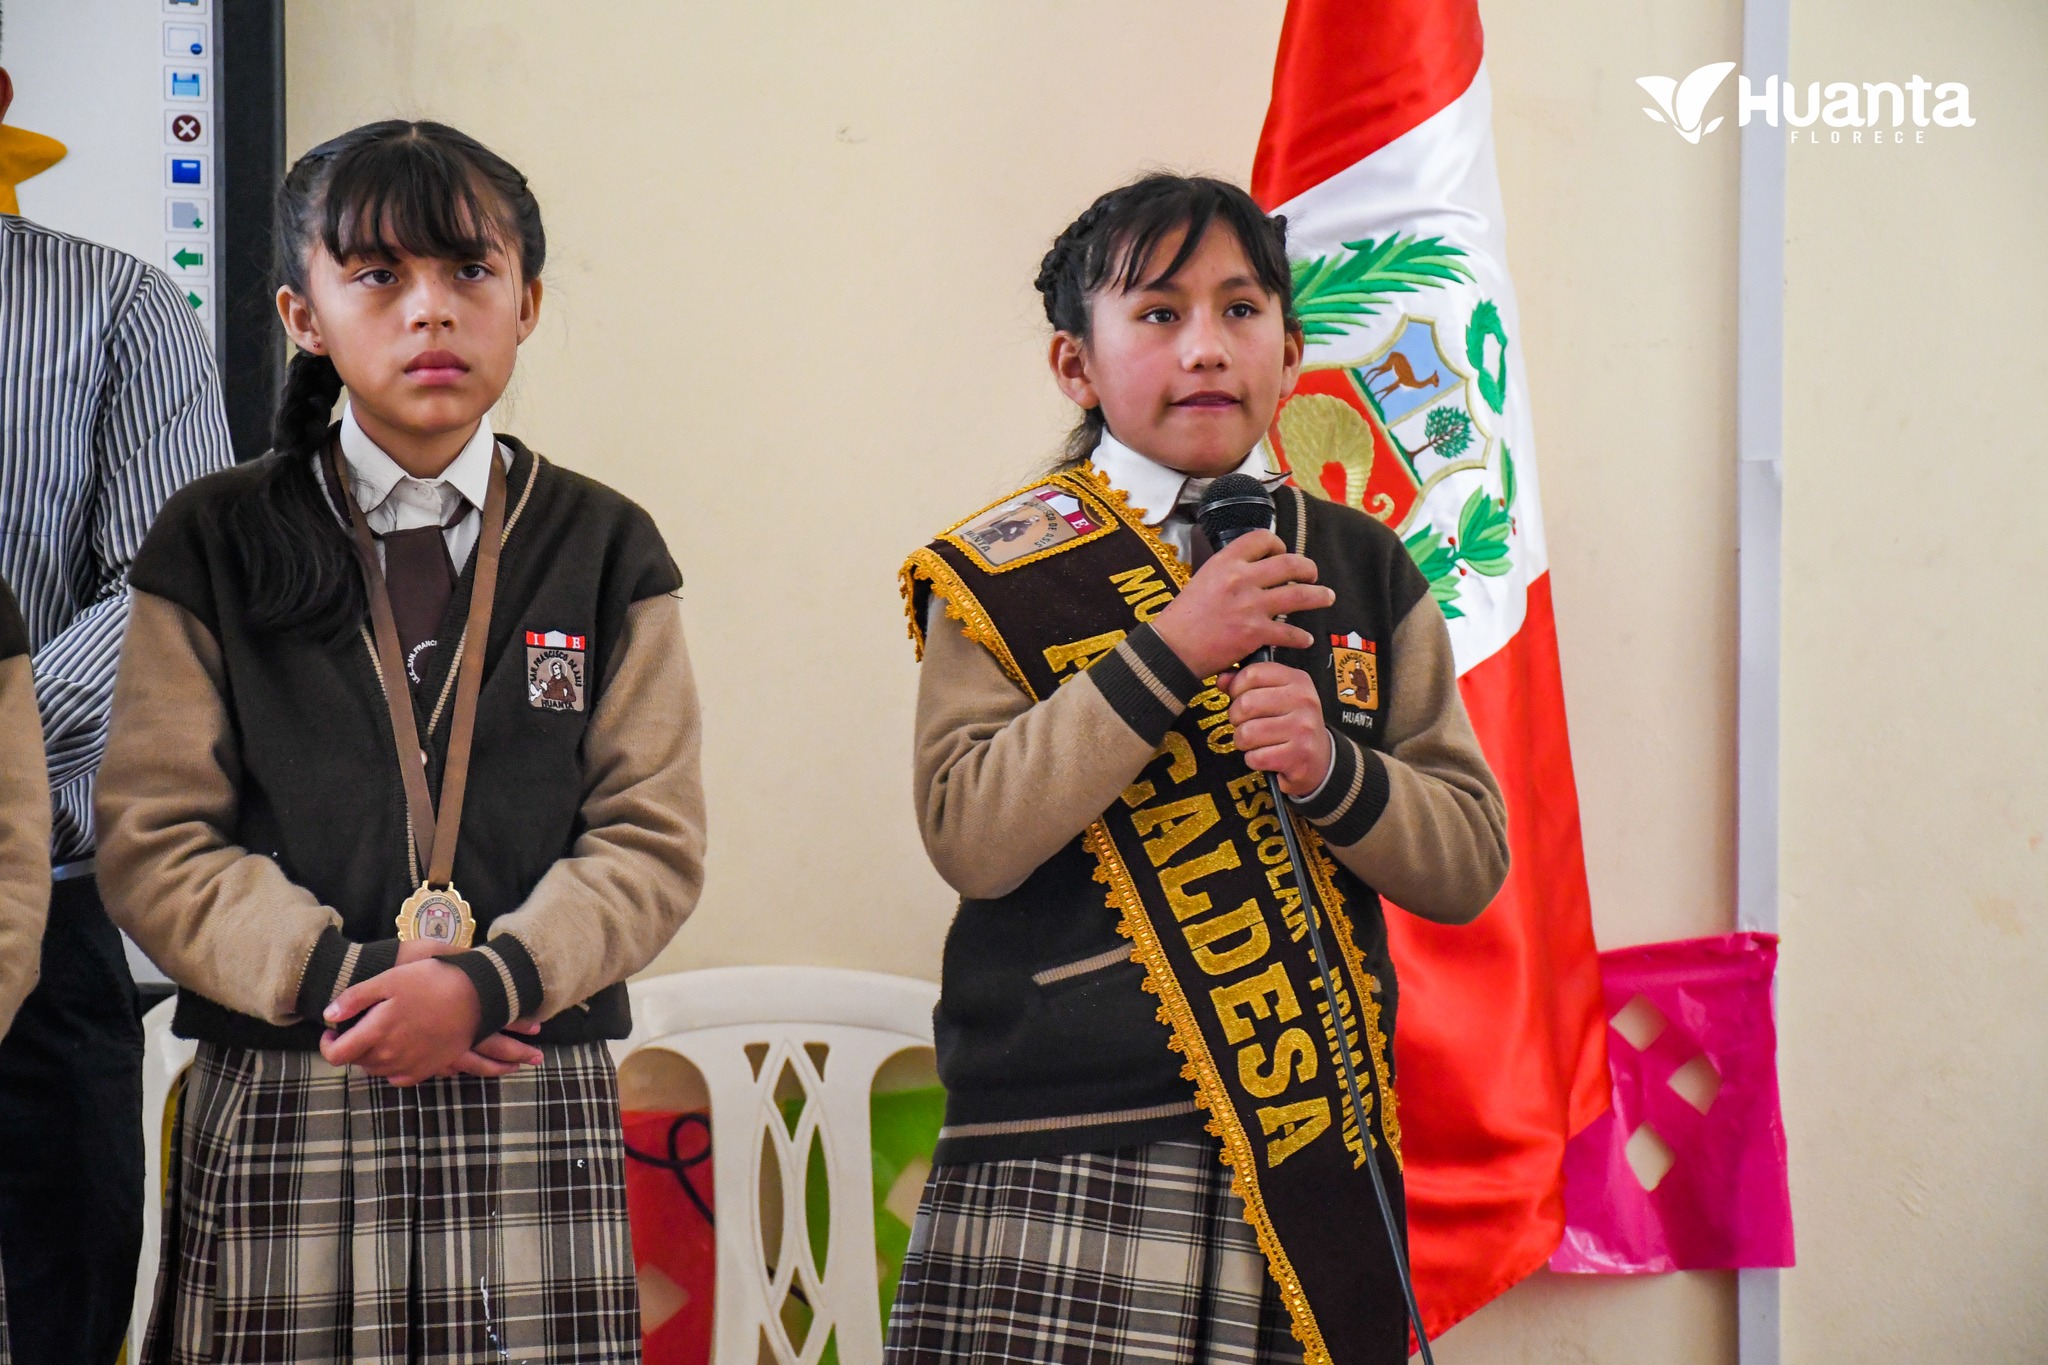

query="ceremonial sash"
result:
[902,465,1408,1364]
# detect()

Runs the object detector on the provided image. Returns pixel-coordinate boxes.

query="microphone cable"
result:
[1196,474,1435,1364]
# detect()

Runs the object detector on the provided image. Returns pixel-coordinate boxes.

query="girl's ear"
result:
[1277,323,1305,402]
[1048,331,1100,412]
[515,275,544,345]
[276,285,325,355]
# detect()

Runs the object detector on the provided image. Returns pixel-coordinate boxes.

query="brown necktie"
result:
[319,454,469,689]
[381,521,461,686]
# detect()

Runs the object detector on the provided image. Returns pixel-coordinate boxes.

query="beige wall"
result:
[1779,0,2048,1360]
[284,2,2043,1360]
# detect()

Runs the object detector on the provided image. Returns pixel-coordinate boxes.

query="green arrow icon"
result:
[185,291,203,310]
[173,247,204,269]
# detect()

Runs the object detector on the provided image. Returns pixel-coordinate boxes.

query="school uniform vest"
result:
[933,487,1430,1163]
[129,439,681,1050]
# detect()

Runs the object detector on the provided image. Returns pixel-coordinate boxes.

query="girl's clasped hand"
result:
[320,939,543,1086]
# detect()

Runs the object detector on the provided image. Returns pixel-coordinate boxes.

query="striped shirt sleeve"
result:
[33,267,231,816]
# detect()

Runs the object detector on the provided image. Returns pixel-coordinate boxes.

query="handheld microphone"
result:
[1192,473,1277,550]
[1192,475,1435,1363]
[1194,475,1282,668]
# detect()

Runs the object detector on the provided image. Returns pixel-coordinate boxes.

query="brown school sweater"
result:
[914,480,1508,1161]
[95,440,707,1049]
[0,578,52,1042]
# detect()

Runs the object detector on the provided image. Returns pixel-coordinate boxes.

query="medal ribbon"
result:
[334,439,508,890]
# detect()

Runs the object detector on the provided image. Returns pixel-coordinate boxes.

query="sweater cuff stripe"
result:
[1089,648,1176,746]
[445,950,514,1044]
[486,933,545,1023]
[294,927,351,1021]
[1289,728,1358,824]
[1311,741,1392,848]
[334,942,365,997]
[480,946,522,1022]
[1122,623,1203,703]
[1089,626,1203,747]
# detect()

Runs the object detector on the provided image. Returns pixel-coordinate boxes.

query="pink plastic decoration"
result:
[1549,932,1794,1274]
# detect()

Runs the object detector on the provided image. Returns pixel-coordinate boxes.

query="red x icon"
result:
[172,115,202,142]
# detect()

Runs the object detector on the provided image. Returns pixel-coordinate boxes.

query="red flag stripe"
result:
[1251,0,1486,208]
[1385,574,1608,1333]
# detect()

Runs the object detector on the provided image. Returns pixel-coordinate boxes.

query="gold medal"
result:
[396,883,476,949]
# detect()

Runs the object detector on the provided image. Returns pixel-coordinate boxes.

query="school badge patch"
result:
[950,484,1106,570]
[1331,631,1379,711]
[526,630,587,712]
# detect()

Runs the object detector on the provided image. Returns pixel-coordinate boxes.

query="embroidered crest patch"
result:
[953,485,1104,569]
[525,630,587,712]
[1330,631,1379,711]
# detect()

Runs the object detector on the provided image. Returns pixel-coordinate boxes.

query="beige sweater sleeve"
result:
[95,591,344,1024]
[914,592,1206,900]
[485,593,707,1019]
[0,655,51,1042]
[1293,595,1509,924]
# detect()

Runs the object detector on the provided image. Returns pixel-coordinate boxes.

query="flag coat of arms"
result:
[1252,0,1609,1335]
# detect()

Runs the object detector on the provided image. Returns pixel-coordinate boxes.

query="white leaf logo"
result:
[1637,62,1737,142]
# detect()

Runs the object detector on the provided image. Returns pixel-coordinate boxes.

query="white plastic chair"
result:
[131,997,198,1354]
[615,966,939,1365]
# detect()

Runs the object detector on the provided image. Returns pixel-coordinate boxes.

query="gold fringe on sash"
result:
[898,548,1030,689]
[1085,819,1332,1365]
[1303,840,1404,1168]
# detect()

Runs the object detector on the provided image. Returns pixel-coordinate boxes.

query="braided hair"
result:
[226,120,546,639]
[1035,173,1299,465]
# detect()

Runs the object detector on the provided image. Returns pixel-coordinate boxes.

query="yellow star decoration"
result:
[0,124,67,216]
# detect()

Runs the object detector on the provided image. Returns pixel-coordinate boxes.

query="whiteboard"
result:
[6,0,219,346]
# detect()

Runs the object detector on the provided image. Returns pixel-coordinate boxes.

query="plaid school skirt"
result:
[884,1139,1305,1365]
[144,1041,639,1365]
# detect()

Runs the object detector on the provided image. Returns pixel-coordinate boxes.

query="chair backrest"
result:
[132,998,199,1354]
[615,967,939,1365]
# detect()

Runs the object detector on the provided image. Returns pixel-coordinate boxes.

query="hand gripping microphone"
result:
[1194,476,1435,1363]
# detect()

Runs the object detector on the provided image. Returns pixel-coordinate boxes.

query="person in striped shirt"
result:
[0,55,233,1361]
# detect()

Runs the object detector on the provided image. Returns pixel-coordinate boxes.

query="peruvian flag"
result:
[1253,0,1609,1336]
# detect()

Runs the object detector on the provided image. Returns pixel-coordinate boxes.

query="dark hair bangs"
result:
[1094,186,1293,316]
[1100,196,1218,295]
[318,136,509,268]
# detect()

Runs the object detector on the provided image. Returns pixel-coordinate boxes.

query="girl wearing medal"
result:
[96,120,705,1362]
[889,175,1508,1363]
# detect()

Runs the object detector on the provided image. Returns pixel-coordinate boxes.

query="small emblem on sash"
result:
[954,485,1103,569]
[1330,632,1379,711]
[526,630,587,712]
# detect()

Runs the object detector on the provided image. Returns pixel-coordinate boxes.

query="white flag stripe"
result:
[1272,65,1547,676]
